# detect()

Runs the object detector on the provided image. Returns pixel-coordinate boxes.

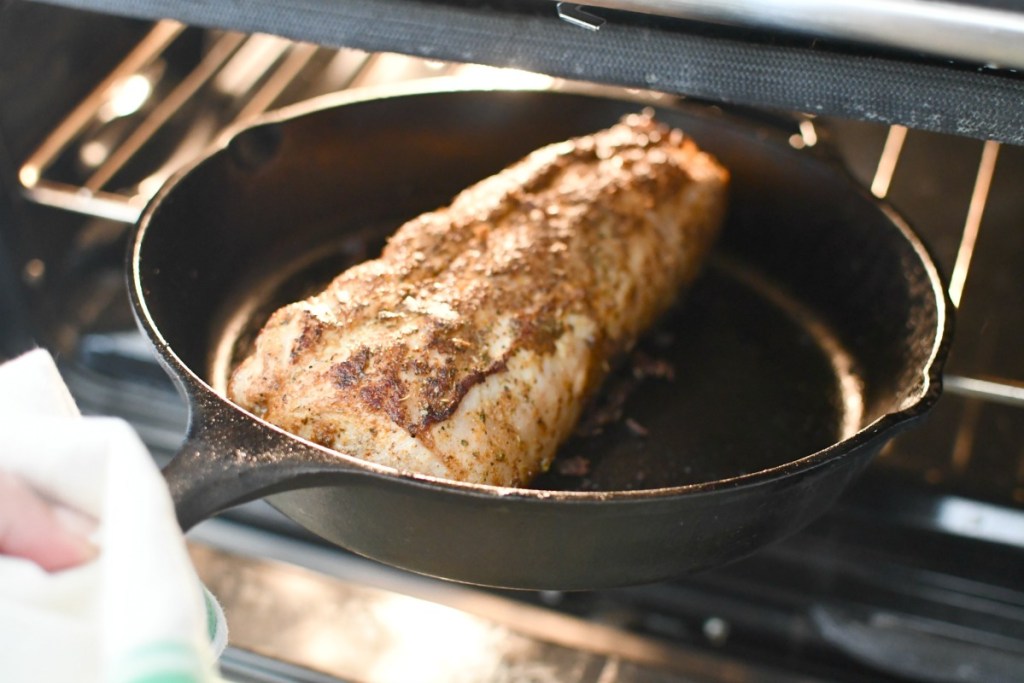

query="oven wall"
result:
[0,1,150,356]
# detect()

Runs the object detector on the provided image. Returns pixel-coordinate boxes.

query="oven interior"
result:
[1,1,1023,681]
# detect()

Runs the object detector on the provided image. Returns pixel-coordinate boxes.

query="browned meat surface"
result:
[228,111,729,486]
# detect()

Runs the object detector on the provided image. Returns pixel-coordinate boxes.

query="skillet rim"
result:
[129,78,953,504]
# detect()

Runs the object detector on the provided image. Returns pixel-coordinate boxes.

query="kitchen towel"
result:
[0,348,226,683]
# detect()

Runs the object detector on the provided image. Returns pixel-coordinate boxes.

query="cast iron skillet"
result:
[130,82,950,590]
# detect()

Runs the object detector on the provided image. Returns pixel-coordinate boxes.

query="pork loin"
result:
[227,111,729,486]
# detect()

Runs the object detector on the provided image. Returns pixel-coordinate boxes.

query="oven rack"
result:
[16,20,552,223]
[17,21,431,223]
[17,20,1024,496]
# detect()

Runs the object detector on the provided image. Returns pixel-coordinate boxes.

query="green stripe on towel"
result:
[109,641,212,683]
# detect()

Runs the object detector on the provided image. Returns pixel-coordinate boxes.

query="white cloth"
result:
[0,349,226,683]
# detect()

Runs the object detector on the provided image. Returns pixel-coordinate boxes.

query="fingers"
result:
[0,470,98,572]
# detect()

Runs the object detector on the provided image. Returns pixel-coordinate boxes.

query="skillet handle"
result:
[163,390,356,532]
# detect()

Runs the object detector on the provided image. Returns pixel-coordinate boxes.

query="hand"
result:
[0,470,98,571]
